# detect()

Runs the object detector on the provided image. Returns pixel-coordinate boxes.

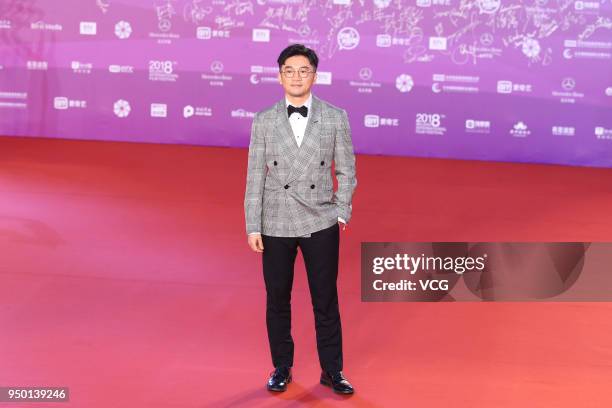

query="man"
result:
[244,44,357,394]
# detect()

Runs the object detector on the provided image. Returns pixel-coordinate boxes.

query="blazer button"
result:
[320,161,324,166]
[273,161,277,166]
[284,185,289,189]
[310,184,315,189]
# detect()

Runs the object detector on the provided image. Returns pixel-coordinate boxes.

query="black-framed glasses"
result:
[281,68,315,78]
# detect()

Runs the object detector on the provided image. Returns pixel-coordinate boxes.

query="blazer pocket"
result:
[262,193,280,219]
[318,128,335,150]
[316,185,334,205]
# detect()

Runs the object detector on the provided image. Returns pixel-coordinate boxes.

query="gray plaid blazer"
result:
[244,94,357,237]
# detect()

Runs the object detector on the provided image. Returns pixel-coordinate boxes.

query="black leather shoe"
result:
[267,366,292,392]
[320,370,354,394]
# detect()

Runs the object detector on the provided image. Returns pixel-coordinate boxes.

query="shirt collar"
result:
[285,92,313,110]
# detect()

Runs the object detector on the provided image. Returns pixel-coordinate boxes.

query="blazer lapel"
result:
[275,100,299,165]
[285,94,322,184]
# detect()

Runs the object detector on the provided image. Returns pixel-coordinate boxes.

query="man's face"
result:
[278,55,317,98]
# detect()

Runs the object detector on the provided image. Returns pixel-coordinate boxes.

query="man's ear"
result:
[278,72,282,84]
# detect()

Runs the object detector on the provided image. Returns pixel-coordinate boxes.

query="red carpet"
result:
[1,136,611,407]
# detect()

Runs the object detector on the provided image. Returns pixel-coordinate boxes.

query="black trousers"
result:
[261,222,343,372]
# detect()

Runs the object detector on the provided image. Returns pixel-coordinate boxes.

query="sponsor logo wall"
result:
[0,0,610,166]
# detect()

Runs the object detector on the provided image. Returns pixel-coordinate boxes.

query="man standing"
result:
[244,44,357,394]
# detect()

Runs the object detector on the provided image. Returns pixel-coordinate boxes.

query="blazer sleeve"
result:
[333,109,357,223]
[244,112,266,235]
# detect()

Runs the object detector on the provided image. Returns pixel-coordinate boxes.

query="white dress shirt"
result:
[249,92,345,236]
[285,93,312,147]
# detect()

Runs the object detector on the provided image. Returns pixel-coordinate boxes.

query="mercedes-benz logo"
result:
[158,19,171,32]
[359,67,372,81]
[211,61,223,74]
[298,24,310,38]
[561,77,575,91]
[480,33,494,46]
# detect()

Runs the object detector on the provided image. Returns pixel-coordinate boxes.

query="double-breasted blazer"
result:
[244,94,357,237]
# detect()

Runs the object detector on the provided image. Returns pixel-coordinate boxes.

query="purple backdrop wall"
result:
[1,0,611,167]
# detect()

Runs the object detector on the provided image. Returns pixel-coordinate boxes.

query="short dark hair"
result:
[277,44,319,71]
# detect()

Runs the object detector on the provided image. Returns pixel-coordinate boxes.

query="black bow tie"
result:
[287,105,308,118]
